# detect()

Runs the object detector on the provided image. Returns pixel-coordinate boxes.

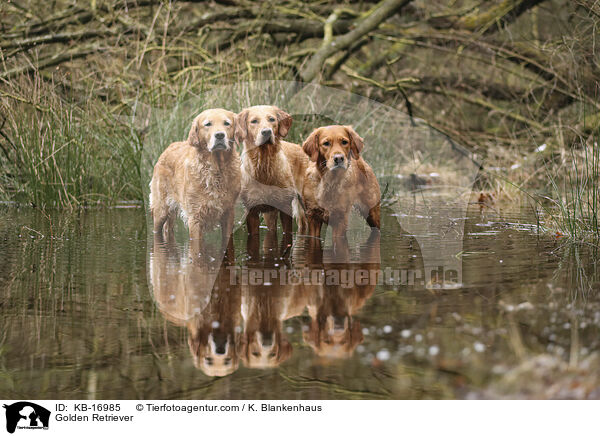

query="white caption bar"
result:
[0,400,597,435]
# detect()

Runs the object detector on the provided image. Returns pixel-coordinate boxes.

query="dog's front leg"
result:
[246,207,261,236]
[279,211,293,258]
[188,219,203,258]
[329,210,349,240]
[246,208,261,259]
[263,210,279,232]
[263,228,279,260]
[280,211,293,235]
[329,210,350,258]
[307,217,322,238]
[152,205,170,236]
[221,209,235,260]
[162,213,176,244]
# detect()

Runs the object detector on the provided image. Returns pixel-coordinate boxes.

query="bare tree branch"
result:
[300,0,413,82]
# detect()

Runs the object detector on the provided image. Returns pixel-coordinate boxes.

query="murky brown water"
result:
[1,206,599,399]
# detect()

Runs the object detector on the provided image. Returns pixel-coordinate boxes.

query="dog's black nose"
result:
[333,315,347,329]
[261,332,273,347]
[333,154,345,166]
[261,128,271,137]
[215,132,225,140]
[213,331,228,354]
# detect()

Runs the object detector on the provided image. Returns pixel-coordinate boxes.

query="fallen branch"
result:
[300,0,413,82]
[0,46,102,80]
[455,0,549,34]
[1,29,114,52]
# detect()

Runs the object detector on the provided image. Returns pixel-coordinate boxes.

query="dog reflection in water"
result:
[297,230,381,359]
[239,253,306,368]
[150,239,241,376]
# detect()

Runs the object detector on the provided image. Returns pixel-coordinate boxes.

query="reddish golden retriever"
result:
[301,125,381,240]
[299,231,380,359]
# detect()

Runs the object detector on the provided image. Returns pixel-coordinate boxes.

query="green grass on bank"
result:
[0,80,143,208]
[546,132,600,241]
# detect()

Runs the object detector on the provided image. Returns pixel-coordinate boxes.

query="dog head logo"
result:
[2,402,50,434]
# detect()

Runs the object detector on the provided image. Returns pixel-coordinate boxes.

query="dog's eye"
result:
[252,351,260,357]
[204,122,212,127]
[341,139,349,145]
[268,352,276,358]
[224,120,230,126]
[250,119,258,124]
[323,141,330,146]
[205,357,213,365]
[268,117,276,122]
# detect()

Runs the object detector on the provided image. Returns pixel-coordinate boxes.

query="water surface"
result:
[1,206,599,399]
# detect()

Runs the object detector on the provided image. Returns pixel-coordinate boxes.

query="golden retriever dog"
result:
[302,231,380,359]
[238,263,306,368]
[150,108,241,256]
[301,125,381,240]
[236,105,309,245]
[186,275,242,377]
[150,239,242,377]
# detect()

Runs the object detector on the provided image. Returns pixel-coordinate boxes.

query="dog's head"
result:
[235,105,292,150]
[303,285,367,359]
[188,108,236,152]
[302,125,364,172]
[239,329,292,368]
[303,312,364,359]
[188,325,239,377]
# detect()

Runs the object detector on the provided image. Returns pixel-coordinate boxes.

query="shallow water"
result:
[1,206,599,399]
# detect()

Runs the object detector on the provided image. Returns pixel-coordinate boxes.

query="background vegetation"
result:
[0,0,598,236]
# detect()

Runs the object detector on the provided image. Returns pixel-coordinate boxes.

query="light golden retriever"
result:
[236,105,308,242]
[150,239,242,377]
[301,125,381,240]
[150,108,241,256]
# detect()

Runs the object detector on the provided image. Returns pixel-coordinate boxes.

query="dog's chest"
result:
[184,157,238,203]
[187,160,223,190]
[316,171,353,211]
[241,149,295,211]
[243,149,292,188]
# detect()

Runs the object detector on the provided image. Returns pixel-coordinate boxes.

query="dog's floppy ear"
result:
[235,109,249,145]
[302,128,320,162]
[237,332,249,363]
[345,125,364,158]
[302,320,320,349]
[277,337,293,364]
[349,319,364,351]
[187,115,204,148]
[187,328,203,368]
[275,107,292,138]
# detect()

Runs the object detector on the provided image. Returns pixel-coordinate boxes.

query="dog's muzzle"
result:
[210,331,230,355]
[210,131,229,151]
[258,331,274,348]
[333,315,348,330]
[331,153,348,170]
[255,128,273,146]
